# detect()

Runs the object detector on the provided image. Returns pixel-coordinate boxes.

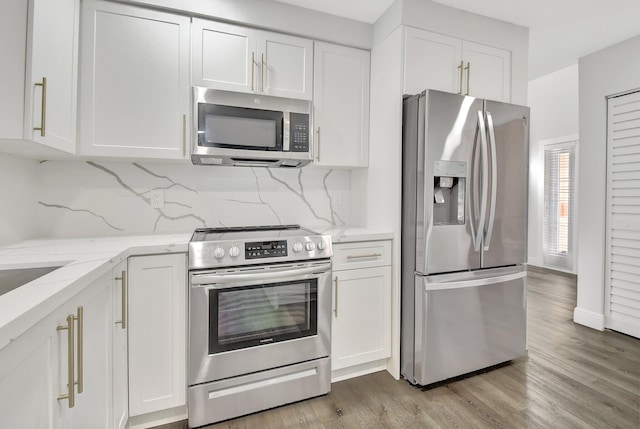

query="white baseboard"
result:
[573,307,605,330]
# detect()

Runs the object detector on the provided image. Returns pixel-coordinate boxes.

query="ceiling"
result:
[274,0,640,79]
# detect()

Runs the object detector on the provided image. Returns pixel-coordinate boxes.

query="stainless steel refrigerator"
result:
[401,89,529,386]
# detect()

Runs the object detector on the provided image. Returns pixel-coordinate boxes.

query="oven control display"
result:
[245,240,288,259]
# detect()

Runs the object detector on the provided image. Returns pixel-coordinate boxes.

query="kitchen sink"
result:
[0,266,62,297]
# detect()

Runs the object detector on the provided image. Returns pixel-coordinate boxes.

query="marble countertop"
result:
[0,227,393,351]
[0,234,190,351]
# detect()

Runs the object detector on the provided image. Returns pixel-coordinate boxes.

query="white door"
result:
[331,266,391,370]
[192,19,257,93]
[462,41,511,102]
[313,42,370,167]
[605,91,640,338]
[258,31,313,100]
[404,27,462,96]
[79,0,190,159]
[128,254,186,416]
[25,0,78,152]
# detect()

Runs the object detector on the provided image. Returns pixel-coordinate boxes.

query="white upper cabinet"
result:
[192,19,313,100]
[258,31,313,100]
[313,42,370,168]
[79,0,190,159]
[0,0,78,153]
[192,20,257,93]
[404,27,511,102]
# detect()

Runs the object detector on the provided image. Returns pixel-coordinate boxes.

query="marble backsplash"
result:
[0,153,39,246]
[34,160,351,238]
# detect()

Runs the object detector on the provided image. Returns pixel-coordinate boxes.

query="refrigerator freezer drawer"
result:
[410,269,527,386]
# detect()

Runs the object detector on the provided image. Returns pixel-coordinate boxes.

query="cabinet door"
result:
[0,313,58,429]
[258,31,313,100]
[111,262,128,429]
[0,0,28,139]
[59,273,110,429]
[313,42,370,168]
[404,27,462,96]
[128,254,186,416]
[331,266,391,370]
[79,0,190,159]
[462,41,511,102]
[192,19,257,93]
[25,0,78,153]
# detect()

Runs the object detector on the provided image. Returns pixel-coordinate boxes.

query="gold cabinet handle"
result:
[182,114,187,157]
[75,306,83,394]
[465,62,470,95]
[57,314,75,408]
[251,51,255,91]
[316,127,321,162]
[115,271,126,330]
[333,276,339,317]
[261,53,265,92]
[457,61,464,94]
[33,77,47,136]
[346,253,383,260]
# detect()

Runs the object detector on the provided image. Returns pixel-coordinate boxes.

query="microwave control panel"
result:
[289,113,310,152]
[245,240,289,259]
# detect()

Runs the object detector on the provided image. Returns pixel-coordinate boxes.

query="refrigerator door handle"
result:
[484,112,498,251]
[475,110,489,252]
[469,115,480,249]
[424,270,526,292]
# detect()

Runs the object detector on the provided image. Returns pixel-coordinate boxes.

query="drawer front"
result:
[332,240,391,270]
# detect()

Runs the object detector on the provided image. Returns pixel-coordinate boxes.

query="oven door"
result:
[189,260,331,385]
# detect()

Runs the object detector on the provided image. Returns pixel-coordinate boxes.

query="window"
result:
[543,141,577,271]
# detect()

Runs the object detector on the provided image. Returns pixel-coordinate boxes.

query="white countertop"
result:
[0,234,190,351]
[0,227,393,351]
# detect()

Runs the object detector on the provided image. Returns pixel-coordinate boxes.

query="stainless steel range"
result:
[187,225,333,427]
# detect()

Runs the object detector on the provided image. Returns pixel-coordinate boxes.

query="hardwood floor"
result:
[154,268,640,429]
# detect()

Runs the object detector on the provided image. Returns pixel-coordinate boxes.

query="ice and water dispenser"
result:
[433,160,466,225]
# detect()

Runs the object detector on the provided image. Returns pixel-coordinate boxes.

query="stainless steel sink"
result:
[0,266,62,297]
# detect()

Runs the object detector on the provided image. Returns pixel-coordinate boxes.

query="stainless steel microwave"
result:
[191,88,312,167]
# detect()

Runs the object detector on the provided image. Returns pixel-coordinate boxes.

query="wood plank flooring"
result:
[154,267,640,429]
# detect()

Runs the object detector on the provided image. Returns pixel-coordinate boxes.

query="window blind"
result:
[543,143,576,271]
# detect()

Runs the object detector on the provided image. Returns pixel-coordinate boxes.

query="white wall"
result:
[0,153,39,246]
[527,64,579,269]
[576,34,640,330]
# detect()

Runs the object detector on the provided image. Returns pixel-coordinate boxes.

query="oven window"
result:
[209,279,317,354]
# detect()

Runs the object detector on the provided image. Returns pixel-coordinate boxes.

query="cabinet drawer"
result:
[332,240,391,270]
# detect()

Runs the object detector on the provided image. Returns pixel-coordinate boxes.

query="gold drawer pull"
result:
[346,253,382,260]
[33,77,47,136]
[333,276,339,317]
[57,314,75,408]
[115,271,127,329]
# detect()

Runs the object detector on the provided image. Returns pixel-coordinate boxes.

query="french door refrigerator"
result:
[401,89,529,386]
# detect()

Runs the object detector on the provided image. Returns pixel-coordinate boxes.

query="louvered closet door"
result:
[606,90,640,338]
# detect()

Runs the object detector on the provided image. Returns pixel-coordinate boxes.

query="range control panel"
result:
[245,240,288,259]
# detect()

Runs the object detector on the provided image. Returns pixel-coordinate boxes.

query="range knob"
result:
[213,247,225,259]
[228,246,240,257]
[292,241,303,252]
[317,240,326,251]
[305,241,316,251]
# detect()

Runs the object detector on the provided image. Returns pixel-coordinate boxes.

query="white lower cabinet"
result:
[127,253,187,418]
[0,270,111,429]
[331,240,392,378]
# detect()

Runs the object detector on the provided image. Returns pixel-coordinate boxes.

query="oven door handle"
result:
[190,264,331,286]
